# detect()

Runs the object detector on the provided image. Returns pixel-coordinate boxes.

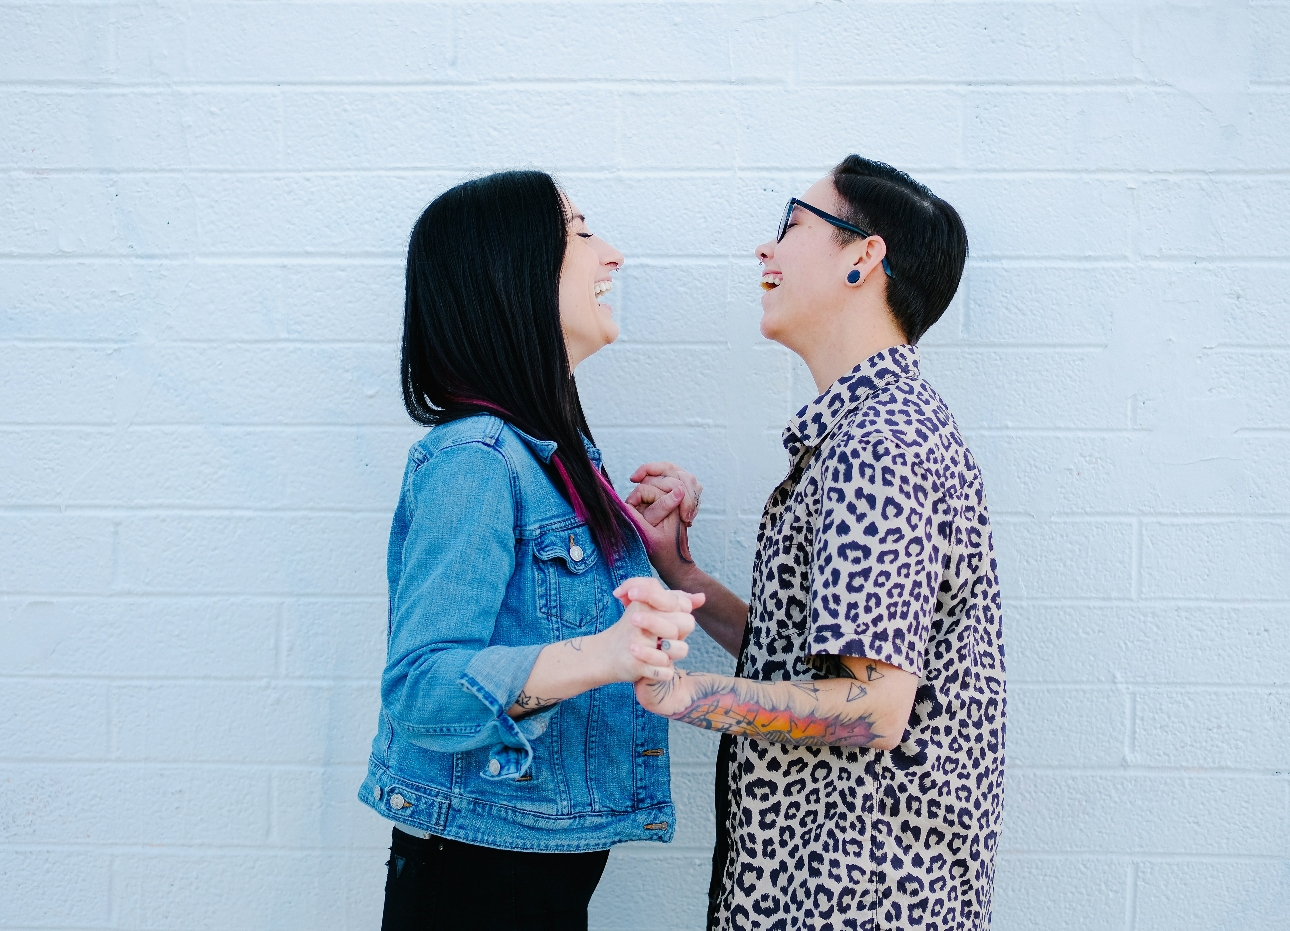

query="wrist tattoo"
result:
[675,520,694,565]
[513,690,560,715]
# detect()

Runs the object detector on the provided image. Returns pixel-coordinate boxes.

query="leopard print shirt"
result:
[709,345,1006,931]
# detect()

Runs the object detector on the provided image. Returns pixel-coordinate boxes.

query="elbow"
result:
[869,732,902,753]
[869,701,916,752]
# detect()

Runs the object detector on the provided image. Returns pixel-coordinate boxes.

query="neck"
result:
[798,302,907,394]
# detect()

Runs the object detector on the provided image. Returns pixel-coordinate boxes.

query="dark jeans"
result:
[380,828,610,931]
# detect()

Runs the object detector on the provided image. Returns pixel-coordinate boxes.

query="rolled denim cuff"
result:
[459,644,557,781]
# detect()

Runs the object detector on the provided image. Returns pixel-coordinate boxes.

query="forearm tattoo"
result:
[650,673,882,748]
[512,690,560,715]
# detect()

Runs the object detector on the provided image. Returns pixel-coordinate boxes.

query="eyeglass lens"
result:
[777,200,794,242]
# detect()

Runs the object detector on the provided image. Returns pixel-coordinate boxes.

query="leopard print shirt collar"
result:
[782,344,921,463]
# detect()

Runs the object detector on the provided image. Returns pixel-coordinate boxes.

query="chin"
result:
[759,305,787,343]
[597,305,620,346]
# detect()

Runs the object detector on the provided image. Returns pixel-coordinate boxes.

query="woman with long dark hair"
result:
[358,170,703,931]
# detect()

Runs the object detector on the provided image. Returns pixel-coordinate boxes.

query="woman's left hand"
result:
[626,462,702,527]
[634,667,705,720]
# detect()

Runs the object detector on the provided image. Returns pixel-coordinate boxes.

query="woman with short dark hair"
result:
[360,169,703,931]
[631,156,1005,931]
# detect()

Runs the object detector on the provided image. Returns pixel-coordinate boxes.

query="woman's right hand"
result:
[590,577,703,683]
[625,482,698,588]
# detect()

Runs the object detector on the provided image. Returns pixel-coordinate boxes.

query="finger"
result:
[630,476,681,510]
[640,475,683,494]
[655,609,697,640]
[630,609,697,641]
[639,663,675,681]
[641,486,686,526]
[613,576,669,604]
[657,638,690,661]
[687,591,707,610]
[629,642,676,668]
[614,575,663,601]
[619,580,695,613]
[629,611,681,641]
[624,482,666,510]
[628,461,679,484]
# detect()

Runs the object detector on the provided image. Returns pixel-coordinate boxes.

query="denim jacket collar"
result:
[508,425,604,469]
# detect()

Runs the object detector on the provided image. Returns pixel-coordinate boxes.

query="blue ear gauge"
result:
[847,270,861,284]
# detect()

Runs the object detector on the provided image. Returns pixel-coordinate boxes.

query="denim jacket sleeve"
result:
[380,439,557,780]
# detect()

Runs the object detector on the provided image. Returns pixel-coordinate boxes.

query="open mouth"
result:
[594,279,613,304]
[761,273,782,291]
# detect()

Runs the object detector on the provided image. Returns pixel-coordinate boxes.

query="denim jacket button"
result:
[569,542,584,562]
[487,759,502,776]
[389,793,406,810]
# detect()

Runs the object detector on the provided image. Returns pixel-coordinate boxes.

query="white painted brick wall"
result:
[2,2,1286,928]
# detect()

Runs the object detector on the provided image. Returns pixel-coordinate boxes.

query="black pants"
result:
[380,828,610,931]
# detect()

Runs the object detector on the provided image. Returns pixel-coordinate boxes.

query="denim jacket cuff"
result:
[460,644,556,781]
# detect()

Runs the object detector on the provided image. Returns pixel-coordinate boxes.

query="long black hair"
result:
[401,170,632,558]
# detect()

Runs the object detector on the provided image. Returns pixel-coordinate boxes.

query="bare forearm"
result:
[507,637,609,718]
[646,669,908,750]
[660,565,747,657]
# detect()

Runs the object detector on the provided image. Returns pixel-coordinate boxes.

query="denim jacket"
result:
[358,414,674,852]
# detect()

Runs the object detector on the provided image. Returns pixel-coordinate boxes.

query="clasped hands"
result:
[605,462,705,688]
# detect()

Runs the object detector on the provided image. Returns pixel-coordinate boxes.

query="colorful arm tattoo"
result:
[648,671,883,748]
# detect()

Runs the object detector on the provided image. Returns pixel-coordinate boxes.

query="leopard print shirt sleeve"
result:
[808,428,947,674]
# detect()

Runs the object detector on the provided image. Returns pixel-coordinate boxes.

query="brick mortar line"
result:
[6,253,1290,264]
[0,79,1218,92]
[3,757,1286,775]
[5,675,1288,690]
[7,255,1290,268]
[0,426,1189,436]
[7,167,1290,179]
[4,510,1289,521]
[0,758,723,771]
[0,843,1283,865]
[15,594,1281,604]
[0,343,1257,354]
[8,339,1165,350]
[4,253,1284,264]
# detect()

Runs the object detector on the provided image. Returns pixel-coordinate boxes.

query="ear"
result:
[846,235,888,286]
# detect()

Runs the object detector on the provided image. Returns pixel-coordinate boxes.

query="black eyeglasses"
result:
[777,198,894,278]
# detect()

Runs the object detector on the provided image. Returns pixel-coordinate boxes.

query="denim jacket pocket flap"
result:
[533,525,599,575]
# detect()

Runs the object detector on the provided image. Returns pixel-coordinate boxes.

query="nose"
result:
[597,238,625,270]
[756,240,774,263]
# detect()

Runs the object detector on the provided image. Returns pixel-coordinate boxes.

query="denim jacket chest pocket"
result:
[533,525,606,634]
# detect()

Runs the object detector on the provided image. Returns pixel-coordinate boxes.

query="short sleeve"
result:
[808,432,944,675]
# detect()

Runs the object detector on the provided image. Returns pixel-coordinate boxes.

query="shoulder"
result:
[407,416,514,495]
[418,414,506,456]
[822,380,960,484]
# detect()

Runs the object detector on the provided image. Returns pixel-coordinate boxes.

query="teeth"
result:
[761,273,782,291]
[594,280,613,299]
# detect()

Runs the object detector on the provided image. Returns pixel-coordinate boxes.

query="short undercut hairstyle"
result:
[832,156,968,344]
